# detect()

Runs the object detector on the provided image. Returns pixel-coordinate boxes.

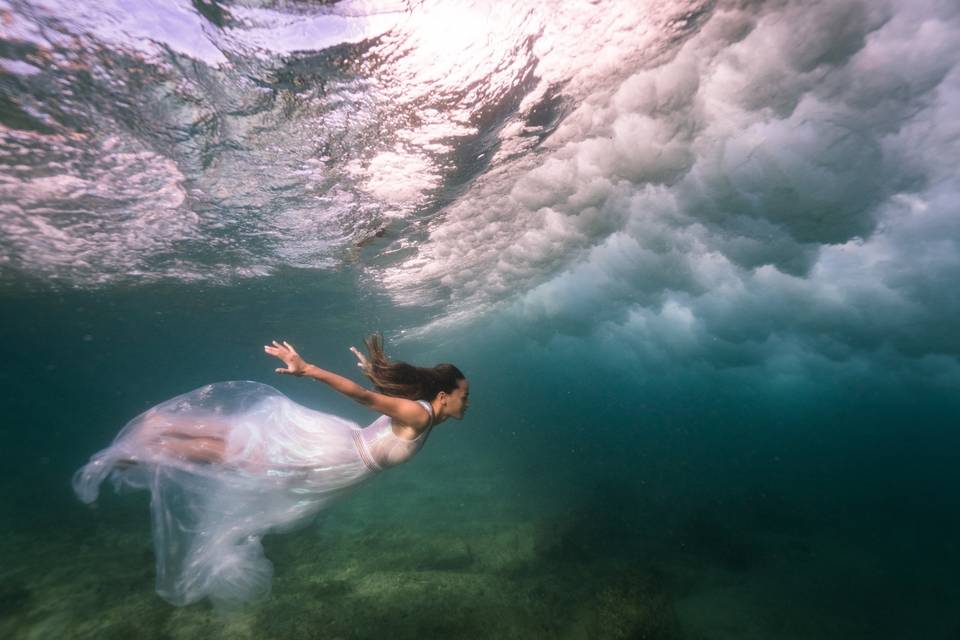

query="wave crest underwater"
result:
[2,0,959,382]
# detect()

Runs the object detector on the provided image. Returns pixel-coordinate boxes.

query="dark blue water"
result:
[3,1,960,638]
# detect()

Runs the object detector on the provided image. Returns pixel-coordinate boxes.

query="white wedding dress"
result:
[73,381,434,608]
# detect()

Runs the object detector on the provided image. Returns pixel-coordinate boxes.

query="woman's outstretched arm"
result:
[263,340,430,428]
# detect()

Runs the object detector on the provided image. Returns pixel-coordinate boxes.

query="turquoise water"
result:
[3,1,960,638]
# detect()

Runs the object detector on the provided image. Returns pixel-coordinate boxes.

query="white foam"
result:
[390,0,960,372]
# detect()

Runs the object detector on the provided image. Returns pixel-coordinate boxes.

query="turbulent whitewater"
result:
[3,0,960,379]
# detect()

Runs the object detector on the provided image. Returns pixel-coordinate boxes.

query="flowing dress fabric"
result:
[72,381,433,608]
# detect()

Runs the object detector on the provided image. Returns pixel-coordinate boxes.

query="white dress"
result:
[72,381,434,608]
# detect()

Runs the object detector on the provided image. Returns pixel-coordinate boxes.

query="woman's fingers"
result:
[266,340,293,354]
[265,339,306,376]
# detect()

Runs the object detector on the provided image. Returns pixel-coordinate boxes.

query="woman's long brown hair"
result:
[361,333,464,400]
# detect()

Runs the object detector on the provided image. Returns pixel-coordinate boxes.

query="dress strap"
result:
[416,400,435,428]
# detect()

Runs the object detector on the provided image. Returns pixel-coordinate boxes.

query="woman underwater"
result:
[73,334,469,608]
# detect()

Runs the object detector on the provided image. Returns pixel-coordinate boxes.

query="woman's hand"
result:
[264,340,309,376]
[349,346,372,375]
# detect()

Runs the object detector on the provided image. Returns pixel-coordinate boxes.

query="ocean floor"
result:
[1,464,958,640]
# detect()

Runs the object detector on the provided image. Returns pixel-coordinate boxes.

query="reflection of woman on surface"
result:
[73,334,469,607]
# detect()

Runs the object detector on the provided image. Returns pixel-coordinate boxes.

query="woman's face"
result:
[445,379,470,419]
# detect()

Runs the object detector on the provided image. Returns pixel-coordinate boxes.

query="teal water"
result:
[3,1,960,638]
